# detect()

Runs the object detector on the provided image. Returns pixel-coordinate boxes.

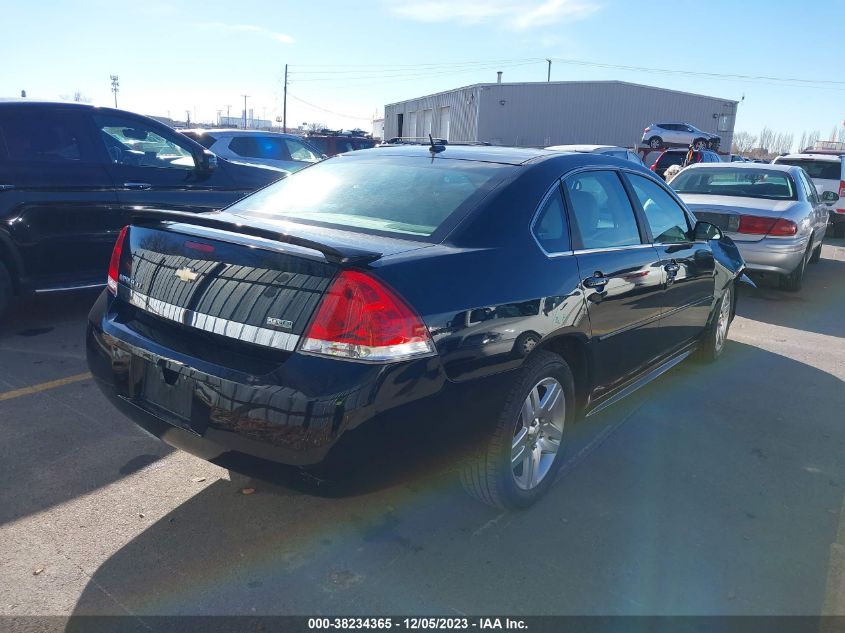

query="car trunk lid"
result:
[681,194,798,242]
[115,210,431,351]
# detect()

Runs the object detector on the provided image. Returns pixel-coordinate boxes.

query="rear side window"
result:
[229,136,290,161]
[0,110,91,162]
[229,156,509,239]
[354,139,375,150]
[776,158,841,180]
[627,174,690,243]
[564,171,642,250]
[532,187,570,254]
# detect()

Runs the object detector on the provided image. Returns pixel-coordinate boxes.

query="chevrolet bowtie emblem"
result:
[174,267,199,282]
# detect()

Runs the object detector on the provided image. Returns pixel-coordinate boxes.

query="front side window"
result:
[671,168,797,200]
[628,174,690,244]
[285,138,321,162]
[532,187,570,254]
[564,171,642,250]
[797,170,819,204]
[94,114,195,169]
[0,110,89,162]
[228,156,509,239]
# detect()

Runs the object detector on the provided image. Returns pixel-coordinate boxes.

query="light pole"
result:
[241,94,249,129]
[545,59,551,82]
[110,75,119,108]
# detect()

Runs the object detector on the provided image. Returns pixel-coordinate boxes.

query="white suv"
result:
[641,123,721,151]
[773,153,845,237]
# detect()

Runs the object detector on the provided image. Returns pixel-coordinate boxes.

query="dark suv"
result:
[650,147,722,179]
[0,101,286,318]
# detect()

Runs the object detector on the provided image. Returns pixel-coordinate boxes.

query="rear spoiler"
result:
[130,209,382,266]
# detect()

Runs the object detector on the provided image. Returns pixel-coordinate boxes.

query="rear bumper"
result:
[733,236,808,275]
[86,292,513,469]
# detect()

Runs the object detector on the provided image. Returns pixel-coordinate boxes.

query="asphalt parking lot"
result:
[1,237,844,623]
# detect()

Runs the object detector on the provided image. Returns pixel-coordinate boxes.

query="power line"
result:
[286,93,371,121]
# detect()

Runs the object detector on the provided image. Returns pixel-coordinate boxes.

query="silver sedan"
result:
[671,163,833,291]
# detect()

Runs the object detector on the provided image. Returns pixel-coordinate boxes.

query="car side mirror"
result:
[821,190,839,203]
[693,220,722,241]
[196,149,218,172]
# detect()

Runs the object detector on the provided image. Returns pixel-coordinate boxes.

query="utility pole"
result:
[241,94,249,129]
[283,63,288,133]
[185,110,191,125]
[216,109,222,126]
[225,104,231,126]
[545,59,551,82]
[110,75,119,107]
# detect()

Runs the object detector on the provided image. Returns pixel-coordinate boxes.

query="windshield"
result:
[671,168,797,200]
[228,156,509,238]
[776,158,841,180]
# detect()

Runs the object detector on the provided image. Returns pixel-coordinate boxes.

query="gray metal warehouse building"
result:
[384,80,738,152]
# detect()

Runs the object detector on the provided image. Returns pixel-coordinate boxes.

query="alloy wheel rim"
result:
[715,286,731,352]
[511,377,565,491]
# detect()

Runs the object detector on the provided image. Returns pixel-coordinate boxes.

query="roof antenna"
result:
[429,133,445,154]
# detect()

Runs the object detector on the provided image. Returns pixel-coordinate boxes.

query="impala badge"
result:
[174,267,199,282]
[266,317,293,330]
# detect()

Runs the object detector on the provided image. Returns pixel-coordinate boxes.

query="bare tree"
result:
[731,131,757,154]
[808,130,820,147]
[60,90,91,103]
[305,122,328,133]
[797,131,807,152]
[758,127,774,153]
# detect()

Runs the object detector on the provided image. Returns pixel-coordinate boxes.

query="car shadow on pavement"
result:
[0,289,175,527]
[65,341,845,624]
[736,241,845,339]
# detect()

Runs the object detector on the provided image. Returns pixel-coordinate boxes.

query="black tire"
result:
[648,136,663,149]
[809,242,822,264]
[460,351,575,510]
[0,260,12,322]
[695,283,734,363]
[779,245,809,292]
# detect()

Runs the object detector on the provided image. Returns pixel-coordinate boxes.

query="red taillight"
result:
[769,218,798,236]
[644,127,650,133]
[737,215,797,236]
[839,181,845,198]
[107,225,129,295]
[838,181,845,213]
[300,270,434,361]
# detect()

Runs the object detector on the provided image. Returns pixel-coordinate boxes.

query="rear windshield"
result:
[657,152,685,168]
[671,168,797,200]
[227,156,510,239]
[776,158,841,180]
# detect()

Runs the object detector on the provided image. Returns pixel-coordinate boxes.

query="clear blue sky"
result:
[3,0,843,145]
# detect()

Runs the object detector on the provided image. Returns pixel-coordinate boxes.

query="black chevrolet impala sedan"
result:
[87,145,747,509]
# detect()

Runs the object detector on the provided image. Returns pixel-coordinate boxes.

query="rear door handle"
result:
[0,184,15,192]
[124,182,152,190]
[583,273,609,289]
